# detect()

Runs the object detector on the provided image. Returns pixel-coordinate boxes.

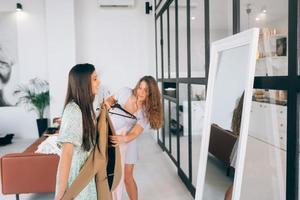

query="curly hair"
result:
[133,76,163,129]
[231,92,244,135]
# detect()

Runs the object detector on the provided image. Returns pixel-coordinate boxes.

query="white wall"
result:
[74,0,156,93]
[0,0,156,138]
[0,0,48,139]
[45,0,76,120]
[0,0,14,11]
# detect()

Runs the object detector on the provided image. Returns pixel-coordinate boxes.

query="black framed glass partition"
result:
[155,0,299,198]
[155,0,212,196]
[163,11,169,79]
[298,0,300,196]
[210,0,233,42]
[179,83,189,178]
[169,1,176,78]
[178,1,188,78]
[164,99,171,152]
[298,0,300,76]
[156,17,162,79]
[190,84,206,186]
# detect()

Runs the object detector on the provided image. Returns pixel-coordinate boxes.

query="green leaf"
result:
[13,78,50,119]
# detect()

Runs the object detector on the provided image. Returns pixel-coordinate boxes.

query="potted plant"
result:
[14,78,50,137]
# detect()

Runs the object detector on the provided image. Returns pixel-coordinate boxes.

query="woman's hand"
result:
[104,96,116,109]
[110,135,127,147]
[104,100,111,109]
[54,191,65,200]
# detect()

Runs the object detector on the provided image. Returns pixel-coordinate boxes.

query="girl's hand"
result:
[110,135,126,147]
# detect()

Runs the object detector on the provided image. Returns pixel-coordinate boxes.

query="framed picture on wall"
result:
[276,37,287,56]
[0,12,19,107]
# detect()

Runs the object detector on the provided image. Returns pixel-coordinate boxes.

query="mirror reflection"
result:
[203,45,251,200]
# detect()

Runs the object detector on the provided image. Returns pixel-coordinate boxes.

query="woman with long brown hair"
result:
[55,63,100,200]
[105,75,163,200]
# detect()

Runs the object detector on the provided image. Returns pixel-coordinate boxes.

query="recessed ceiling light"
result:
[255,17,260,21]
[191,16,196,20]
[261,6,267,13]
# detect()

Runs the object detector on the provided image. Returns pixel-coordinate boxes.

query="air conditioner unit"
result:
[98,0,135,7]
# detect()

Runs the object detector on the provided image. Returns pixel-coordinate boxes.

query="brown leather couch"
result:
[1,136,59,199]
[209,123,238,175]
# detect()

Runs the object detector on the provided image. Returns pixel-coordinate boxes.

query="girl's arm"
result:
[54,143,74,200]
[110,124,144,146]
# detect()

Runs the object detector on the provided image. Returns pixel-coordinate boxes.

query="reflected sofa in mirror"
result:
[195,28,259,200]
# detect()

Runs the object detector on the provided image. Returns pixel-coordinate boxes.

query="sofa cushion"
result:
[209,123,238,166]
[1,136,59,195]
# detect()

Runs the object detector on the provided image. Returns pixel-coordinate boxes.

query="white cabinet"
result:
[255,56,288,76]
[182,101,205,136]
[249,101,287,150]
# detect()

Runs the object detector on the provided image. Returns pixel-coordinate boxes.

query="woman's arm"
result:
[110,124,144,146]
[54,143,74,200]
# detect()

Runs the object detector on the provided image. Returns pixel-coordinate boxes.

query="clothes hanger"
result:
[109,103,137,120]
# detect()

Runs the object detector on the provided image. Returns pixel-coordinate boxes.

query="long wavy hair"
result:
[64,63,96,151]
[231,92,244,135]
[133,76,163,129]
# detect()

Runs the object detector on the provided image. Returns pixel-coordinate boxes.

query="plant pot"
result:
[36,118,48,137]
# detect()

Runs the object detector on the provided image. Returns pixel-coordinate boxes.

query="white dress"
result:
[109,87,148,200]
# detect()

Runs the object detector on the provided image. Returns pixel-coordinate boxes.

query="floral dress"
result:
[55,101,97,200]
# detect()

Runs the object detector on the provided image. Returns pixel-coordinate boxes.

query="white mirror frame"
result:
[195,28,259,200]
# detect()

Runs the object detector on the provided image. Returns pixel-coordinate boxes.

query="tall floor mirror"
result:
[195,28,259,200]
